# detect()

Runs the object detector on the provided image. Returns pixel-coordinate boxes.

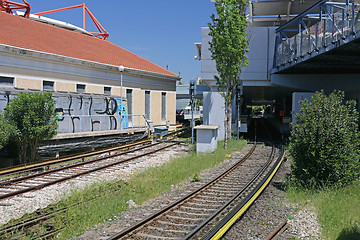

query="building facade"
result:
[0,11,179,137]
[197,0,360,139]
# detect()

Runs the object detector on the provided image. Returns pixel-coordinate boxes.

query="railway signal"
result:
[189,80,196,144]
[236,83,243,140]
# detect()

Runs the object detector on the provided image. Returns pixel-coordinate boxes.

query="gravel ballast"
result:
[0,143,190,226]
[75,144,324,240]
[222,152,323,239]
[0,142,324,239]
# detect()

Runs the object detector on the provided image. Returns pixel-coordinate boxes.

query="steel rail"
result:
[200,146,285,240]
[265,219,288,240]
[0,139,151,177]
[0,142,161,186]
[0,207,67,235]
[0,127,188,178]
[107,143,257,240]
[183,144,276,239]
[0,180,125,237]
[33,228,64,240]
[0,128,187,238]
[0,142,177,201]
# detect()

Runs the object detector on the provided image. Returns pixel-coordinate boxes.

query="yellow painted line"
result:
[210,152,286,240]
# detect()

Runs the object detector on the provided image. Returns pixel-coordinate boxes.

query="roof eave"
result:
[0,43,180,81]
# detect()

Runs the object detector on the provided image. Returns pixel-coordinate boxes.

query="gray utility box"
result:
[194,125,219,153]
[154,126,168,137]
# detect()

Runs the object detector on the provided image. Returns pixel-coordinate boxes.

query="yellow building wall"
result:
[151,91,161,125]
[56,82,76,92]
[87,85,103,94]
[166,92,176,124]
[16,77,42,90]
[133,89,145,126]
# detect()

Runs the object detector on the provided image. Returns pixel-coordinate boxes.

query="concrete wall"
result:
[0,87,177,134]
[200,26,276,87]
[292,92,315,122]
[0,90,131,133]
[203,90,225,140]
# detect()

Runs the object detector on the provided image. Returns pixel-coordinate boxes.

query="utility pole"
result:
[189,80,196,144]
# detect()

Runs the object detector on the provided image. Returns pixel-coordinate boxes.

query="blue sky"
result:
[27,0,216,83]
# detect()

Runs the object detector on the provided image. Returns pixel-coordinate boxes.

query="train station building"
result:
[0,6,180,143]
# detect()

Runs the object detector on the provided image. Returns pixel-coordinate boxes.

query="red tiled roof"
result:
[0,12,178,78]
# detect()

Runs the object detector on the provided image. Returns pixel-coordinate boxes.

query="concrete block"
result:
[194,125,219,153]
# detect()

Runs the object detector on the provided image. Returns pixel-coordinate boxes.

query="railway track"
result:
[0,139,151,178]
[108,119,285,240]
[0,128,189,239]
[0,141,177,201]
[1,120,286,239]
[265,219,288,240]
[108,144,284,239]
[0,179,125,239]
[0,127,189,179]
[0,126,190,201]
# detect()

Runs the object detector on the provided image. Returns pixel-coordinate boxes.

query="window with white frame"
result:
[43,81,54,91]
[76,84,86,93]
[0,76,14,87]
[145,91,151,120]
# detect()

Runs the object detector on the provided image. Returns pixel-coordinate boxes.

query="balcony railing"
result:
[275,1,360,67]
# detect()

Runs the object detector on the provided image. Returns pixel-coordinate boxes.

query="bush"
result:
[289,90,360,187]
[1,92,57,163]
[0,115,8,149]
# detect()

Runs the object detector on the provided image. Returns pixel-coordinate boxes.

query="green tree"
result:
[1,92,57,163]
[0,115,8,149]
[289,91,360,187]
[208,0,249,148]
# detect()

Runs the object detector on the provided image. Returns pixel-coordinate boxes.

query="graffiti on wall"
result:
[0,90,129,134]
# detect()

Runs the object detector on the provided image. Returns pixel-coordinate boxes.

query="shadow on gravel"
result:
[337,226,360,240]
[272,182,286,192]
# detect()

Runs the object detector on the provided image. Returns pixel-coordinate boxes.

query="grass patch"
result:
[53,182,128,239]
[122,140,246,205]
[286,179,360,240]
[35,139,247,239]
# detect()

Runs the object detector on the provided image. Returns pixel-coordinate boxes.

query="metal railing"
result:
[275,1,360,67]
[183,108,203,120]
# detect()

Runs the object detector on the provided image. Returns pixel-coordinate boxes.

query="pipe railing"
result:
[274,0,359,67]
